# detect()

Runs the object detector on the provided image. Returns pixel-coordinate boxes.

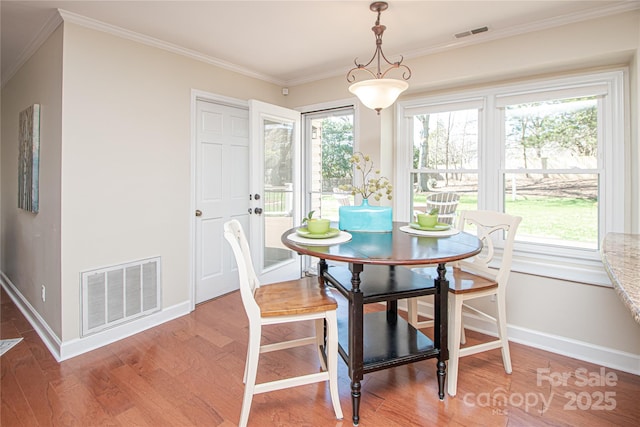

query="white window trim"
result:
[395,69,627,286]
[299,100,358,275]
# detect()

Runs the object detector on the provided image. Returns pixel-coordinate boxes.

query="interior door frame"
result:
[189,89,249,311]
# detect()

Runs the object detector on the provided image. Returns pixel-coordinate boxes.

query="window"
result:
[408,104,481,220]
[396,71,626,285]
[503,97,599,249]
[300,106,356,274]
[304,107,355,221]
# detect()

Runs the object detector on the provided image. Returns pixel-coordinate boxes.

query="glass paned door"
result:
[250,100,301,284]
[262,118,295,269]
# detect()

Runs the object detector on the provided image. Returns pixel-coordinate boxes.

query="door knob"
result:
[254,207,263,215]
[195,209,202,217]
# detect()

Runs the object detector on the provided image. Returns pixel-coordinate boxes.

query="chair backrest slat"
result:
[224,220,261,321]
[456,210,521,290]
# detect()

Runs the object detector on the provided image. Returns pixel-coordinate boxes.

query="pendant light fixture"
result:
[347,1,411,114]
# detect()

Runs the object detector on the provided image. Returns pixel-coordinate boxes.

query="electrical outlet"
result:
[41,285,46,302]
[490,294,496,302]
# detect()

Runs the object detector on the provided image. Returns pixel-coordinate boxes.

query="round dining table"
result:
[282,221,482,425]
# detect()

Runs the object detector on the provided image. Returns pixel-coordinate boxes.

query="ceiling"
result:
[2,1,637,87]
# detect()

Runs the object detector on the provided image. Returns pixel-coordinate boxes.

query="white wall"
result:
[1,26,64,337]
[58,22,285,343]
[504,273,640,355]
[634,12,640,233]
[287,11,640,368]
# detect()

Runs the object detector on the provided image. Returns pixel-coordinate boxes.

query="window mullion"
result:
[482,95,501,212]
[394,113,414,220]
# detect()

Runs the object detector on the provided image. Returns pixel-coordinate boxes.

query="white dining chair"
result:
[424,192,460,225]
[407,210,521,396]
[223,219,343,426]
[333,187,352,206]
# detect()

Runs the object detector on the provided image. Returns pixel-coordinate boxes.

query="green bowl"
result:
[417,213,438,228]
[306,218,330,234]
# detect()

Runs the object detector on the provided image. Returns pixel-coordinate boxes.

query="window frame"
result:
[395,70,627,286]
[302,105,357,218]
[300,102,358,274]
[406,101,484,220]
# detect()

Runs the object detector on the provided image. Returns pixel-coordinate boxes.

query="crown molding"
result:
[1,10,63,88]
[56,9,286,86]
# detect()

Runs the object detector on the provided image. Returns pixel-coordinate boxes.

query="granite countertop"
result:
[601,233,640,324]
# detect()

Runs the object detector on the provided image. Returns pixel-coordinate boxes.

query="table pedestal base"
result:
[322,262,449,425]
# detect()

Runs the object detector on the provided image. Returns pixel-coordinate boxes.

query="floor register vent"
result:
[81,257,161,337]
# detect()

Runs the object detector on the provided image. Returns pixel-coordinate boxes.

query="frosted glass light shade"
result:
[349,78,409,112]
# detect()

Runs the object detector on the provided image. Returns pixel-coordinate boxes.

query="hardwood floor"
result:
[2,286,639,426]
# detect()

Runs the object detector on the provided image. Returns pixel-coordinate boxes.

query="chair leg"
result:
[460,314,467,345]
[496,294,512,374]
[239,327,261,427]
[242,340,251,384]
[407,298,419,327]
[325,310,343,420]
[447,296,464,397]
[315,318,328,371]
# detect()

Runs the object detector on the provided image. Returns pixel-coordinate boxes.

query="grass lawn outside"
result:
[413,193,598,248]
[294,191,599,249]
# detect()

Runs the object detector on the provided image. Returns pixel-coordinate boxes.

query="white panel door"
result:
[195,100,249,303]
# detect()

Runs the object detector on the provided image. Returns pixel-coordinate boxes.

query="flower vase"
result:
[338,199,392,232]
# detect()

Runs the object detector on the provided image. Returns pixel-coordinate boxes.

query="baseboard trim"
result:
[401,299,640,375]
[60,301,191,361]
[1,271,63,360]
[1,271,191,361]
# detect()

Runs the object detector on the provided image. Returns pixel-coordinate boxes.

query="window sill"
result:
[509,248,611,287]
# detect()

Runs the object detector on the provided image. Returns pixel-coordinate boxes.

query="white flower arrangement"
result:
[339,152,393,202]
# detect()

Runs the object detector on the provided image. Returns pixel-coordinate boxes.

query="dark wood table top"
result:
[281,222,482,266]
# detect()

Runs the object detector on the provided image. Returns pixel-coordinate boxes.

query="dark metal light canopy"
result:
[347,1,411,114]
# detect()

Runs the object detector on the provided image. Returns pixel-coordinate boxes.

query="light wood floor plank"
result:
[1,286,638,426]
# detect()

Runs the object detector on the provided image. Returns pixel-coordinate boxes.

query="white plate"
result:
[399,225,460,237]
[409,222,451,231]
[286,231,352,246]
[296,227,341,239]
